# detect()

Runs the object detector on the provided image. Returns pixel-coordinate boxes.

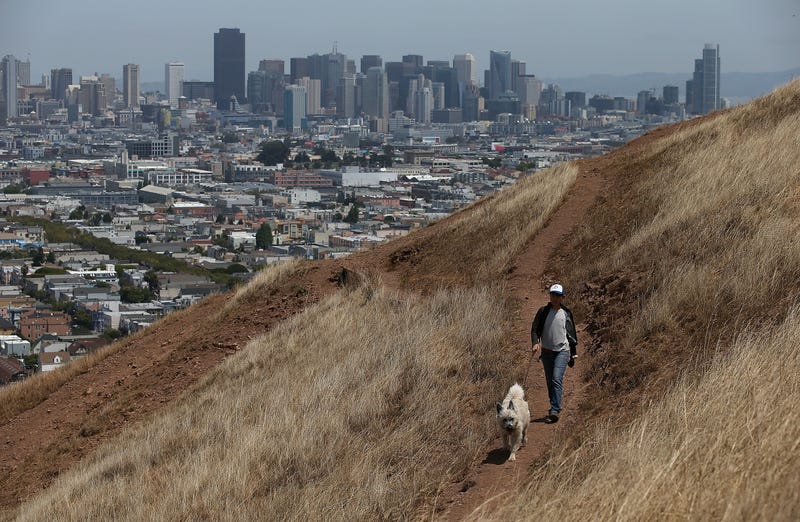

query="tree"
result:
[344,204,361,224]
[102,213,112,223]
[46,251,56,263]
[72,308,93,330]
[120,286,155,303]
[257,141,290,166]
[69,205,86,220]
[134,231,149,245]
[101,328,122,341]
[31,247,45,266]
[143,270,160,293]
[255,223,273,249]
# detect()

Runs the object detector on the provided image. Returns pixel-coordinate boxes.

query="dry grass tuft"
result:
[17,282,509,521]
[390,162,578,287]
[479,306,800,521]
[220,258,303,315]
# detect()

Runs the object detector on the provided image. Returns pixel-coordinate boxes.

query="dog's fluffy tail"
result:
[507,383,525,401]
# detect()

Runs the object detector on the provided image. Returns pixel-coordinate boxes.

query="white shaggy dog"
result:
[496,383,530,462]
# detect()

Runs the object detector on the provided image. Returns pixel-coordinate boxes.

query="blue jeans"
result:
[541,349,570,415]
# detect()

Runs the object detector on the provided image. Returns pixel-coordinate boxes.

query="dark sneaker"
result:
[544,413,559,424]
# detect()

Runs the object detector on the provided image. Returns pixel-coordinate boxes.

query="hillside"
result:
[3,79,800,520]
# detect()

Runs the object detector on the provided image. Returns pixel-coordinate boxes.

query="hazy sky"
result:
[1,0,798,83]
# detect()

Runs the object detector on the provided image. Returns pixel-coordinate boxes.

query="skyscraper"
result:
[259,60,284,75]
[489,50,512,100]
[284,85,306,134]
[688,44,720,114]
[663,85,679,105]
[360,55,382,73]
[214,28,245,109]
[51,68,73,102]
[362,66,389,120]
[1,55,18,121]
[453,54,476,87]
[295,77,321,115]
[165,62,185,108]
[123,64,141,108]
[16,58,30,87]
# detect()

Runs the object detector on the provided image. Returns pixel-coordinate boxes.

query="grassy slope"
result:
[480,79,800,520]
[10,163,581,520]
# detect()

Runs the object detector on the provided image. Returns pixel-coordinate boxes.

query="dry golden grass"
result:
[220,258,303,315]
[390,162,578,287]
[473,79,800,520]
[478,306,800,521]
[17,282,509,521]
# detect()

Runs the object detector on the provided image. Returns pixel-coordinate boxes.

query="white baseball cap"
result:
[549,284,564,295]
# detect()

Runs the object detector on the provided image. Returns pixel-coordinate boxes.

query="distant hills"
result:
[542,68,800,104]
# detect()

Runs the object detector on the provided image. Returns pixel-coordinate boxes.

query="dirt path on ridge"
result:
[436,161,605,520]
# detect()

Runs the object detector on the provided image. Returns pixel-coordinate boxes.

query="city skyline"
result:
[1,0,797,84]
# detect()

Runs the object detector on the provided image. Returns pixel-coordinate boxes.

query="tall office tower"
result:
[247,70,285,114]
[165,62,185,108]
[511,59,526,94]
[284,85,306,134]
[431,82,445,110]
[123,64,141,108]
[290,57,310,83]
[295,77,321,115]
[362,66,389,120]
[51,68,73,102]
[663,85,679,105]
[489,50,512,100]
[402,55,423,69]
[413,86,433,124]
[518,75,542,111]
[100,73,116,105]
[16,58,30,86]
[214,28,245,109]
[685,79,694,111]
[637,90,652,115]
[346,59,356,75]
[453,53,476,87]
[336,75,356,118]
[429,65,459,108]
[564,91,586,109]
[247,71,267,112]
[78,75,107,116]
[701,44,720,114]
[1,55,18,121]
[462,82,481,122]
[360,55,382,74]
[259,59,284,75]
[323,51,347,109]
[688,44,720,114]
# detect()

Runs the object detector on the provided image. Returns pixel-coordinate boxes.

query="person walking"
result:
[531,284,578,423]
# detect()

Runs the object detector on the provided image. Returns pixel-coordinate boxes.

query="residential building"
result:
[214,28,246,109]
[38,351,70,372]
[19,311,70,341]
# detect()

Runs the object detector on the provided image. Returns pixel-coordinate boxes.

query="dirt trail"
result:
[437,161,605,520]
